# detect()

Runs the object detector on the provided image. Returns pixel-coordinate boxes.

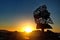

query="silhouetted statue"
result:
[33,5,53,32]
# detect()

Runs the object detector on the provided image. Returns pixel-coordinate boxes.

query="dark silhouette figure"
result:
[33,5,53,32]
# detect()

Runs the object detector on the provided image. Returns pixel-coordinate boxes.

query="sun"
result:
[23,25,34,33]
[25,27,32,33]
[18,21,36,32]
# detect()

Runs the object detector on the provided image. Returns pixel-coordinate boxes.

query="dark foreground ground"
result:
[0,30,60,40]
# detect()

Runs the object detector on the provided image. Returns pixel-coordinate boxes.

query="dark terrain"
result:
[0,30,60,40]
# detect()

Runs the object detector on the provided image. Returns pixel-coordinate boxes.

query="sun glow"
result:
[24,27,33,33]
[20,25,35,33]
[17,20,36,32]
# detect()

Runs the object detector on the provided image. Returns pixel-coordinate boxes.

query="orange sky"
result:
[0,19,60,33]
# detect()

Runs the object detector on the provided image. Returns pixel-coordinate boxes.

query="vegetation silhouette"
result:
[33,5,53,32]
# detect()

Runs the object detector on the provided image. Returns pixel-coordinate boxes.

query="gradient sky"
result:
[0,0,60,32]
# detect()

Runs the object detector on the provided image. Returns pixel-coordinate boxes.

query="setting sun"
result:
[17,20,36,32]
[24,27,32,33]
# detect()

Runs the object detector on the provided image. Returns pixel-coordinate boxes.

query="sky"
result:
[0,0,60,32]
